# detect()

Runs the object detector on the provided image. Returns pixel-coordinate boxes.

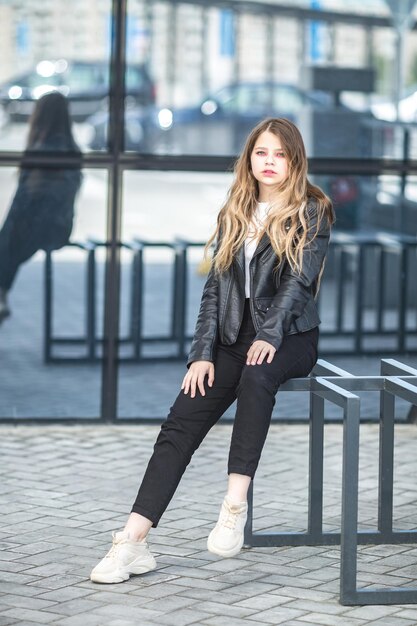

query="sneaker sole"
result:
[90,556,157,584]
[207,532,244,558]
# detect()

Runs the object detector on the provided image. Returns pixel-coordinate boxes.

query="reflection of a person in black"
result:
[0,91,82,323]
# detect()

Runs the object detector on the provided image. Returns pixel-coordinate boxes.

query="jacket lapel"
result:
[253,232,270,257]
[235,244,245,277]
[234,232,271,275]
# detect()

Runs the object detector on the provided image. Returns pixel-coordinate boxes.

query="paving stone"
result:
[233,594,293,611]
[27,574,87,590]
[185,600,255,619]
[366,615,416,626]
[0,608,63,624]
[0,618,20,626]
[140,594,198,613]
[269,586,334,602]
[57,615,115,626]
[5,622,43,626]
[93,604,160,621]
[250,605,309,624]
[296,613,368,625]
[0,595,58,611]
[395,608,417,619]
[175,588,246,604]
[189,616,262,626]
[41,598,105,616]
[129,582,192,600]
[36,587,95,603]
[283,599,349,616]
[343,605,401,620]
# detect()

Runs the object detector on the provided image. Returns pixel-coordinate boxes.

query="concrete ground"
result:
[1,421,417,626]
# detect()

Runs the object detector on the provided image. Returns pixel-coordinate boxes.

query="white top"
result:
[244,201,269,298]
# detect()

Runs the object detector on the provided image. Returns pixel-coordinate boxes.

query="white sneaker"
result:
[90,530,157,583]
[207,495,248,558]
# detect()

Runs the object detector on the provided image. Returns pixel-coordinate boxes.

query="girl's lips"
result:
[262,170,276,175]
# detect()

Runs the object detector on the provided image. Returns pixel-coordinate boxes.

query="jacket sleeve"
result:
[254,200,331,352]
[187,241,220,367]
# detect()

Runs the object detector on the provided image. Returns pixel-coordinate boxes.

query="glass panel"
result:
[311,172,416,235]
[118,170,232,418]
[0,0,112,152]
[122,0,401,158]
[0,167,107,418]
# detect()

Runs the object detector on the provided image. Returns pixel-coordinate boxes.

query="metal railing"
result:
[43,232,417,363]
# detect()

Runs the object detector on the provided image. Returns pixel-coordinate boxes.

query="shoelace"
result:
[105,534,126,559]
[218,502,242,530]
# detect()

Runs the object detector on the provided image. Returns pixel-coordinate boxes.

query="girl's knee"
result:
[237,365,280,396]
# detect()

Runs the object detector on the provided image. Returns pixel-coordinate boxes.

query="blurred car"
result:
[0,59,156,122]
[87,81,342,153]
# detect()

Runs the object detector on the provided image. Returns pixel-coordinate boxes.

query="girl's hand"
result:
[181,361,215,398]
[246,340,276,365]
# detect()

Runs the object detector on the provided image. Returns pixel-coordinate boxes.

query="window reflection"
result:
[0,92,82,326]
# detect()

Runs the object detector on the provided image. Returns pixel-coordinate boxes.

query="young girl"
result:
[90,117,335,584]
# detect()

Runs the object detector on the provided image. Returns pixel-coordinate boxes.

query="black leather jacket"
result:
[187,197,331,367]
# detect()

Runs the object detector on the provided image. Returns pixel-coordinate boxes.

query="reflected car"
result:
[370,85,417,123]
[0,59,156,122]
[86,82,339,153]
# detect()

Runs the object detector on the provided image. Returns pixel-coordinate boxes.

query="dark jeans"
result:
[131,300,319,527]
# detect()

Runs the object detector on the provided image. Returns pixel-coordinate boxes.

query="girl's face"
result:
[250,130,289,199]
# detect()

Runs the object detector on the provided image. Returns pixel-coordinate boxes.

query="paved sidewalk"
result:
[1,423,417,626]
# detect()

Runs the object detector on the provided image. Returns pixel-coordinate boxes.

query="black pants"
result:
[131,300,319,527]
[0,213,70,291]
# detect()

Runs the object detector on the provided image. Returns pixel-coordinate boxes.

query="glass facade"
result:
[0,0,416,420]
[0,168,107,418]
[0,0,111,418]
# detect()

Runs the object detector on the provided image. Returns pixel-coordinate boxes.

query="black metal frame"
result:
[1,0,417,422]
[43,236,417,362]
[243,358,417,606]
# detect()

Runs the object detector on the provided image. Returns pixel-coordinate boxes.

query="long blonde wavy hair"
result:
[206,117,335,279]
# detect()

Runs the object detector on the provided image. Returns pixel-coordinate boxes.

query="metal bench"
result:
[244,358,417,605]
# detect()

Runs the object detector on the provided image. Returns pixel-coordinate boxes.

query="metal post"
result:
[133,246,144,361]
[87,248,96,361]
[354,245,365,354]
[173,243,188,358]
[44,251,53,363]
[308,391,325,538]
[336,246,344,332]
[377,246,385,332]
[339,396,361,604]
[100,0,127,421]
[378,388,395,536]
[400,128,410,233]
[398,245,407,352]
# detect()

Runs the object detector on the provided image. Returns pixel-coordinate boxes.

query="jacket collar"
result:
[253,231,270,256]
[235,232,270,271]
